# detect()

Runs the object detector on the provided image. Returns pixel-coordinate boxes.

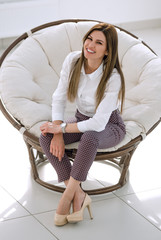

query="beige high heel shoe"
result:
[67,194,93,223]
[54,213,68,226]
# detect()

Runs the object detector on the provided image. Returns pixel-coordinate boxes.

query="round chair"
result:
[0,19,161,195]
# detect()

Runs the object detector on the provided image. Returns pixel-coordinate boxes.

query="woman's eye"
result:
[87,37,92,41]
[97,42,102,45]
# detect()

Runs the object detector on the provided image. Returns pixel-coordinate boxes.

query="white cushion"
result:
[1,21,161,152]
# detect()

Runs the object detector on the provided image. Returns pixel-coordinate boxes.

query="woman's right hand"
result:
[50,134,65,161]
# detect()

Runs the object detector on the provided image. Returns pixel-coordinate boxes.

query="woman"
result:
[39,22,126,226]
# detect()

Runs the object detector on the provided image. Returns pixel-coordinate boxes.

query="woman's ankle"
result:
[56,195,71,215]
[73,189,85,212]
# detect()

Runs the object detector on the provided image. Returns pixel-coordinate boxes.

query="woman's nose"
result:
[88,41,95,48]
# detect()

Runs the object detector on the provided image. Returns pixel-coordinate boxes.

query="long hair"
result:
[67,22,125,112]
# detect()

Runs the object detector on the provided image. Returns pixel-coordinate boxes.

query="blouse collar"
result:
[81,62,103,79]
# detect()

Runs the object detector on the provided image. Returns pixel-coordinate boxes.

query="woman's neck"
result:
[84,59,102,74]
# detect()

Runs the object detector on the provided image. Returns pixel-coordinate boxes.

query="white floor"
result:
[0,26,161,240]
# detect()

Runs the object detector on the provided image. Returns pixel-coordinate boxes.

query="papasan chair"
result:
[0,19,161,195]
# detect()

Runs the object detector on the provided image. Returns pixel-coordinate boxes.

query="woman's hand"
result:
[50,134,65,161]
[40,122,61,136]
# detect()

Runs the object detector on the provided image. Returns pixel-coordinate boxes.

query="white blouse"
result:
[52,51,121,132]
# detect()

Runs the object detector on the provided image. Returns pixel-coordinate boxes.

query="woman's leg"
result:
[40,132,86,215]
[70,123,125,182]
[39,115,84,182]
[70,110,126,182]
[39,131,83,183]
[56,111,125,215]
[56,176,85,215]
[64,179,86,211]
[39,116,86,216]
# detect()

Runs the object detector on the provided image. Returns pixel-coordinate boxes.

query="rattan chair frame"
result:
[0,19,160,195]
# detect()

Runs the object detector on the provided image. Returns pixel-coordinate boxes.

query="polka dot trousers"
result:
[39,110,126,183]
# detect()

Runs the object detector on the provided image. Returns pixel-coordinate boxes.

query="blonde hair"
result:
[67,23,125,112]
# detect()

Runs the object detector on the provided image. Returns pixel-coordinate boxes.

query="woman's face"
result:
[84,30,108,64]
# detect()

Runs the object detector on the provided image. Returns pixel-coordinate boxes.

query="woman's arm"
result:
[52,51,81,122]
[40,120,66,161]
[40,121,80,135]
[40,120,80,161]
[50,133,65,161]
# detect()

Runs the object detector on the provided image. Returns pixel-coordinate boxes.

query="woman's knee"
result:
[80,131,99,147]
[39,133,53,149]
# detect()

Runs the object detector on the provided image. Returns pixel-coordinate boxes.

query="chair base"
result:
[24,136,141,195]
[22,118,161,195]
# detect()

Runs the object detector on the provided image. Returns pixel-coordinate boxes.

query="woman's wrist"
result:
[48,122,62,134]
[65,122,80,133]
[48,121,80,134]
[60,122,67,133]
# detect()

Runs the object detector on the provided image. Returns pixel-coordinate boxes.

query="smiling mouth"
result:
[87,48,95,54]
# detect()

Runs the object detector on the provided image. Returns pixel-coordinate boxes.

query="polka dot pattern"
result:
[39,109,126,182]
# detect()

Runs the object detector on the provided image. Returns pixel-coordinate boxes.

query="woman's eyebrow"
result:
[97,39,104,43]
[89,35,104,43]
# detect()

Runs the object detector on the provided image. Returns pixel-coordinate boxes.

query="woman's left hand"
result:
[40,122,61,136]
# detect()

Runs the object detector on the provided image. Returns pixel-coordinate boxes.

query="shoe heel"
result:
[87,204,93,219]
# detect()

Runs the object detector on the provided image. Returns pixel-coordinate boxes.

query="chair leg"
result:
[36,151,47,165]
[118,148,136,186]
[25,141,39,180]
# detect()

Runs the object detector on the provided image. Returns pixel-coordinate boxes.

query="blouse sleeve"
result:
[51,53,72,121]
[77,71,121,132]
